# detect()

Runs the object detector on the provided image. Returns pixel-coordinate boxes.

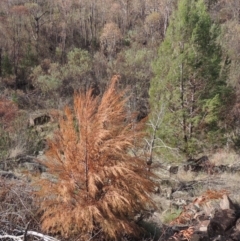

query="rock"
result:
[208,209,237,237]
[29,111,52,127]
[230,218,240,241]
[211,235,226,241]
[160,193,240,241]
[184,156,211,173]
[195,220,210,232]
[220,194,236,210]
[231,231,240,241]
[235,218,240,230]
[169,165,179,175]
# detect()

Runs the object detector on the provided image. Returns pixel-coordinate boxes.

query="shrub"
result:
[0,98,18,161]
[0,98,18,131]
[35,76,157,240]
[0,177,39,235]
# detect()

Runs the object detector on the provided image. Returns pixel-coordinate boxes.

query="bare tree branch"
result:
[0,231,60,241]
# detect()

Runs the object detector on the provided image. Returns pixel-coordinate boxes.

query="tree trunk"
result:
[179,50,188,153]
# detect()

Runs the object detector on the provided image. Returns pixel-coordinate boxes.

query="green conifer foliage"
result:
[149,0,233,158]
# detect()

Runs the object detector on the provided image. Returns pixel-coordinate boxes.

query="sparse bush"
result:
[0,127,10,161]
[0,177,39,235]
[64,48,91,78]
[0,103,44,166]
[31,62,62,93]
[0,98,19,161]
[0,98,18,130]
[35,76,157,240]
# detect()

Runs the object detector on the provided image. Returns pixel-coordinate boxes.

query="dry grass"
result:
[176,168,196,182]
[216,172,240,203]
[175,167,209,183]
[219,171,240,181]
[0,177,39,235]
[8,144,26,159]
[210,149,239,166]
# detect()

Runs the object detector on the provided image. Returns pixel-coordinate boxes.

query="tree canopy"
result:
[149,0,233,159]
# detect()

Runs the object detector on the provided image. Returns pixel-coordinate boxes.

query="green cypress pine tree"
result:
[149,0,233,159]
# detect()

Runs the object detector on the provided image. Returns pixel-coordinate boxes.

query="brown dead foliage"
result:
[35,76,157,240]
[171,227,194,241]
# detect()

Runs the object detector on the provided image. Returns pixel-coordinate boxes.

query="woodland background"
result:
[1,0,240,160]
[1,0,240,240]
[0,0,240,158]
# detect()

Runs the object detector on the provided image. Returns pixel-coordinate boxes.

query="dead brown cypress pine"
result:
[35,76,157,240]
